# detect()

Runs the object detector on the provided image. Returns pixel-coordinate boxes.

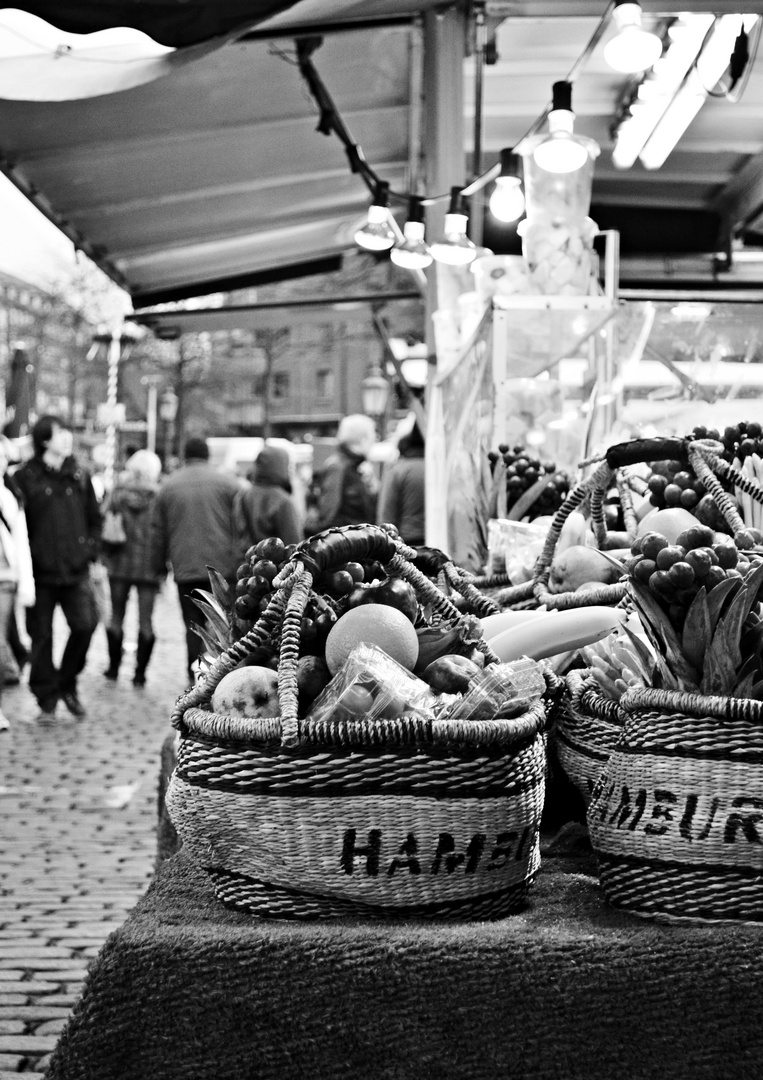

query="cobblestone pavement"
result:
[0,583,189,1076]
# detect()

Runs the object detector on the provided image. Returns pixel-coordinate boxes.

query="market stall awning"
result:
[0,3,441,304]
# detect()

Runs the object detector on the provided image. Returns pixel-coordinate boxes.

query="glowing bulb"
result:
[354,204,395,251]
[430,214,477,265]
[533,131,589,174]
[390,219,432,269]
[488,176,525,223]
[604,3,662,73]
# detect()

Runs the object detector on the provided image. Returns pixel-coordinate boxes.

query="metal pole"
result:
[146,379,158,453]
[104,318,122,490]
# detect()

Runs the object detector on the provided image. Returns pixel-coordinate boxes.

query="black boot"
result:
[104,629,123,681]
[133,632,155,687]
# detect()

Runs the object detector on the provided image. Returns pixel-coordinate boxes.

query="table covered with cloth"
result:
[46,836,763,1080]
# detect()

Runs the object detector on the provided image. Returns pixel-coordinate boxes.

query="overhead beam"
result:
[714,151,763,251]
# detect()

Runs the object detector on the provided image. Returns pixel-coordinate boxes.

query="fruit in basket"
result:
[296,655,332,708]
[488,444,571,520]
[636,507,699,544]
[489,606,624,663]
[324,605,419,675]
[646,459,705,511]
[211,666,280,718]
[548,546,623,594]
[422,654,482,694]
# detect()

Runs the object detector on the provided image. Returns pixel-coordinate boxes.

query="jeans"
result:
[0,583,18,687]
[176,579,212,680]
[27,576,99,707]
[108,579,159,638]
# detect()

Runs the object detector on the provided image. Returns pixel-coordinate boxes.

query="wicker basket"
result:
[588,686,763,923]
[166,525,550,921]
[553,670,624,807]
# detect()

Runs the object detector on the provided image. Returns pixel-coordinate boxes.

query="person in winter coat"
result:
[234,445,303,552]
[150,436,240,682]
[101,449,164,686]
[313,414,378,532]
[0,436,34,731]
[377,421,426,547]
[13,416,101,722]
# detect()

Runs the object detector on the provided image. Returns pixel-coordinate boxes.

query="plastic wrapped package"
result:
[305,642,439,725]
[440,658,546,722]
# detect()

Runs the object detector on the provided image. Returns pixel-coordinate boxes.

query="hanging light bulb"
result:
[488,148,525,223]
[390,196,433,269]
[430,187,477,266]
[604,1,663,74]
[354,181,395,251]
[533,81,589,174]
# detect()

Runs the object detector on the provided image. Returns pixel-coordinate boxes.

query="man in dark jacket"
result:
[150,436,240,682]
[14,415,101,721]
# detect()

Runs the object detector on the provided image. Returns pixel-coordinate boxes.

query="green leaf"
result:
[701,645,738,695]
[206,565,235,614]
[751,680,763,701]
[732,671,756,699]
[681,587,711,673]
[620,622,661,685]
[629,583,698,690]
[189,620,227,659]
[704,578,739,634]
[190,590,232,647]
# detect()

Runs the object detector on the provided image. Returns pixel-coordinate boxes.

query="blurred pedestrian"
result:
[101,449,164,686]
[377,420,426,546]
[235,444,302,552]
[0,436,34,730]
[150,436,240,682]
[14,416,101,722]
[313,413,378,531]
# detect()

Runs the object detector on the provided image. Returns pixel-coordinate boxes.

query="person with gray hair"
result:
[314,413,378,531]
[101,449,164,686]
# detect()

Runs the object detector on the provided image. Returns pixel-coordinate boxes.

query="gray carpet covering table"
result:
[46,839,763,1080]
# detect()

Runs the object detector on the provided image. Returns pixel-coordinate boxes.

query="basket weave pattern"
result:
[588,686,763,923]
[553,670,624,805]
[166,525,549,920]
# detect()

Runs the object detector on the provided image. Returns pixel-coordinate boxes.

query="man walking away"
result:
[150,436,240,682]
[14,416,101,722]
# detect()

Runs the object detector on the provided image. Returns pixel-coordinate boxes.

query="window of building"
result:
[272,372,290,400]
[316,368,334,401]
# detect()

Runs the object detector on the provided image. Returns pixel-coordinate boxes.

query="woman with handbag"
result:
[101,449,164,685]
[0,436,34,730]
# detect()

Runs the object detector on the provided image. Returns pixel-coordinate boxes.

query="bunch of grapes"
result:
[488,444,570,520]
[646,459,705,511]
[709,421,763,463]
[233,536,390,660]
[629,523,755,630]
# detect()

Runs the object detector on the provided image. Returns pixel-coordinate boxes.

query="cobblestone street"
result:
[0,582,189,1076]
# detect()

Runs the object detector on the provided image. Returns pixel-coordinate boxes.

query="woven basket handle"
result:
[567,668,626,724]
[605,435,688,470]
[620,685,763,723]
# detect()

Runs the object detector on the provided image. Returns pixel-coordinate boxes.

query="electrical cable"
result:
[294,3,614,209]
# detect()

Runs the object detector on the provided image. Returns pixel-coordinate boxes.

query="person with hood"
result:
[13,415,101,722]
[235,444,303,551]
[377,420,426,547]
[313,413,378,531]
[101,449,164,686]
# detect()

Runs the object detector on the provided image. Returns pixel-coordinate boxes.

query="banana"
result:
[488,606,625,664]
[480,609,551,639]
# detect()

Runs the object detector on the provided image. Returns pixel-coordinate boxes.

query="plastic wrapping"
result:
[440,658,546,722]
[306,642,438,725]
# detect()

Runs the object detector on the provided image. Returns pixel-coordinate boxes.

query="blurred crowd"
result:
[0,408,425,730]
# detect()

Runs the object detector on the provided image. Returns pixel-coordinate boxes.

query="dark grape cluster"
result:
[232,536,389,660]
[646,459,705,511]
[713,421,763,463]
[488,444,570,519]
[629,523,757,630]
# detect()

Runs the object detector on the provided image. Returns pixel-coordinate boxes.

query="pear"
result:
[548,545,623,594]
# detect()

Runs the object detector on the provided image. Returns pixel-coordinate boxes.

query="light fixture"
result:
[604,1,663,74]
[639,14,756,170]
[532,81,589,174]
[354,181,395,251]
[612,14,756,171]
[360,362,390,421]
[429,187,477,266]
[488,148,525,223]
[390,196,433,269]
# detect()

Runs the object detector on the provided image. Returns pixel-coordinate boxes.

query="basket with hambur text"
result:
[588,686,763,923]
[552,669,624,807]
[166,525,551,921]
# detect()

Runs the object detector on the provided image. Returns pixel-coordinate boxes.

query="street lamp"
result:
[360,363,390,437]
[159,387,178,465]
